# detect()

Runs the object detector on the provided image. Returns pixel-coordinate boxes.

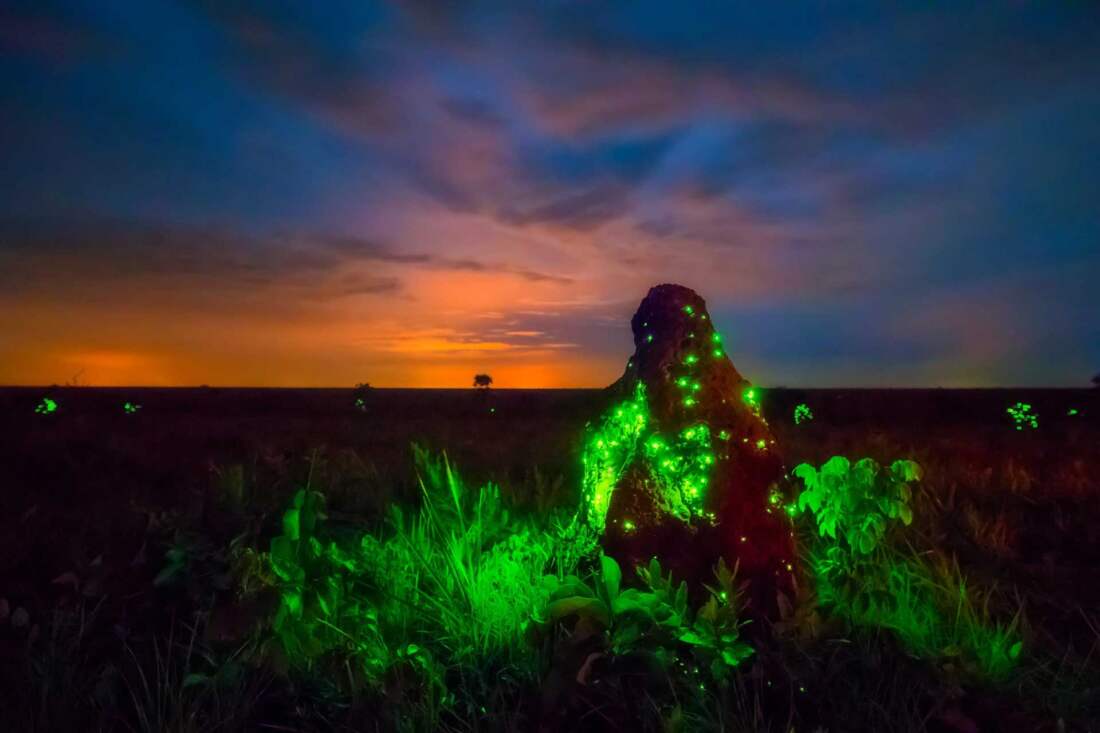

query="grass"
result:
[1,387,1099,730]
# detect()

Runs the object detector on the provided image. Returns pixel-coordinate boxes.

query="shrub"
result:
[792,456,1023,681]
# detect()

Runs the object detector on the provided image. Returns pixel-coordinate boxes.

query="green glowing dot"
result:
[489,407,496,413]
[685,354,698,365]
[646,334,654,343]
[683,305,694,315]
[691,381,701,392]
[712,348,723,357]
[123,402,142,414]
[683,397,697,407]
[756,439,767,450]
[623,519,635,532]
[718,429,730,440]
[1067,408,1079,416]
[676,376,689,387]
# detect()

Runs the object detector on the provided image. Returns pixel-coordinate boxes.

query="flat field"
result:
[1,386,1098,731]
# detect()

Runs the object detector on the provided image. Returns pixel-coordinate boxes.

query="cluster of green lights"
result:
[354,397,366,412]
[643,423,715,520]
[710,331,724,358]
[793,403,813,425]
[742,387,761,417]
[1067,407,1080,416]
[582,382,650,529]
[34,397,57,415]
[581,382,718,531]
[123,401,142,414]
[1006,402,1038,430]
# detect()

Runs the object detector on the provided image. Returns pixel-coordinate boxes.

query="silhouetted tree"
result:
[473,373,493,389]
[1092,372,1100,388]
[353,382,372,411]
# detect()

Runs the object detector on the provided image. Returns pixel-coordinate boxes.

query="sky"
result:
[1,1,1098,388]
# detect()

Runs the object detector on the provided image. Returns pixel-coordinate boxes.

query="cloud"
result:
[0,218,578,312]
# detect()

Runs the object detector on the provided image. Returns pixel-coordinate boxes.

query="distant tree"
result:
[1093,372,1100,388]
[353,382,373,411]
[473,373,493,389]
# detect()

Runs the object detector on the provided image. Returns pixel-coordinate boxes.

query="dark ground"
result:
[1,386,1098,730]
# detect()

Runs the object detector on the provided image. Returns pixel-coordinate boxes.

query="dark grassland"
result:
[1,386,1098,731]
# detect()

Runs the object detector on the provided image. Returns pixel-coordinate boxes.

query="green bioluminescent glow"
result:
[682,304,694,315]
[35,397,58,414]
[793,456,1022,681]
[742,386,762,417]
[684,353,699,365]
[646,333,654,343]
[123,402,141,414]
[354,397,366,412]
[1006,402,1038,430]
[1067,408,1080,416]
[581,382,650,530]
[581,382,719,530]
[793,403,813,425]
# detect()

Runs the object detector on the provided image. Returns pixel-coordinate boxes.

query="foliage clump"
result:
[542,554,753,683]
[1007,402,1039,430]
[35,397,58,414]
[792,456,1023,681]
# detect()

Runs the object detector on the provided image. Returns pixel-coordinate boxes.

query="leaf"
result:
[678,630,710,646]
[153,564,181,588]
[821,456,850,477]
[899,504,913,526]
[611,588,660,619]
[270,536,300,583]
[721,644,753,667]
[600,554,621,601]
[891,460,922,482]
[548,596,610,627]
[182,674,211,689]
[792,463,817,487]
[282,509,300,541]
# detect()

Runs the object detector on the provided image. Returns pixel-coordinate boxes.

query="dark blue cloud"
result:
[1,0,1097,385]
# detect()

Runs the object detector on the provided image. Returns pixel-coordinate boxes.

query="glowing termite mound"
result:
[581,284,796,618]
